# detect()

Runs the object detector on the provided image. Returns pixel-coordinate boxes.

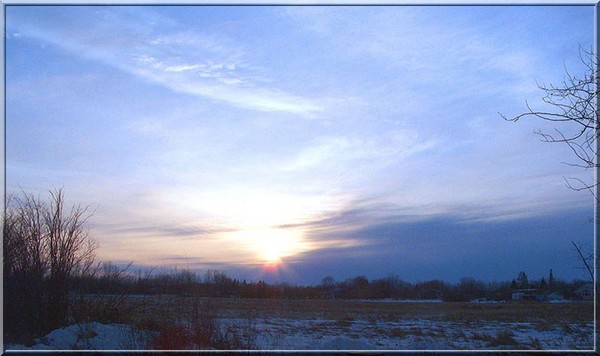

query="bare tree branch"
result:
[500,47,599,201]
[571,241,594,282]
[502,47,597,286]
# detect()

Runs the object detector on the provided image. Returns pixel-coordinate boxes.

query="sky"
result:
[5,5,595,285]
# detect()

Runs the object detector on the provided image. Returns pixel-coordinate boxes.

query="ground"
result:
[4,297,595,351]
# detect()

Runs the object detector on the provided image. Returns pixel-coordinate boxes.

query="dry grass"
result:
[105,296,592,349]
[174,298,593,324]
[71,295,594,350]
[334,315,355,328]
[103,295,259,350]
[389,326,436,339]
[112,296,593,327]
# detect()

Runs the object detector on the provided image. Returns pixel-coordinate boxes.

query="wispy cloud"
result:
[282,131,438,172]
[8,7,324,116]
[91,222,235,240]
[282,6,550,97]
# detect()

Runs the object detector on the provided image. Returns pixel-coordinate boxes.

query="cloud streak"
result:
[281,131,437,172]
[91,222,235,239]
[281,6,571,101]
[8,7,324,116]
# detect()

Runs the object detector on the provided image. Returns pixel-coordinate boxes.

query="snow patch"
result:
[5,322,150,351]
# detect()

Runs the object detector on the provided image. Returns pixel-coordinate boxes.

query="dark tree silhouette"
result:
[3,188,97,341]
[320,275,335,299]
[517,271,529,289]
[510,278,518,289]
[539,278,547,290]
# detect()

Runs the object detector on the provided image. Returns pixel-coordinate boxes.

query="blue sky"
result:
[6,5,595,285]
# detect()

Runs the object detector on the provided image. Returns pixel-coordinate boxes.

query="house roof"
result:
[575,282,594,292]
[512,289,538,293]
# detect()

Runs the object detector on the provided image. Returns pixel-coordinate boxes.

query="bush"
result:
[3,189,96,342]
[152,324,190,350]
[147,297,258,350]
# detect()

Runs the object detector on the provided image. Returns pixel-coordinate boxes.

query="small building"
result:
[512,289,540,301]
[574,283,594,301]
[546,292,566,302]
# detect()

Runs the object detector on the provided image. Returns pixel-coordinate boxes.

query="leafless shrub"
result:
[72,322,97,350]
[4,188,97,341]
[118,324,153,350]
[145,296,258,350]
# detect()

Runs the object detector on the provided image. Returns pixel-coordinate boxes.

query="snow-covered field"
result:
[5,298,595,351]
[239,316,594,350]
[6,317,593,351]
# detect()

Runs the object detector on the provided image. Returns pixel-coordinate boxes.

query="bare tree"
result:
[3,188,97,340]
[44,189,97,329]
[500,47,598,201]
[572,241,594,282]
[501,47,597,288]
[3,191,48,339]
[320,275,335,299]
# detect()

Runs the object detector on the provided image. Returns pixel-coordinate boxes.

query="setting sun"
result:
[226,227,309,266]
[255,228,307,264]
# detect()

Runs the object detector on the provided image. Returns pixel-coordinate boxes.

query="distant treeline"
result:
[72,263,589,302]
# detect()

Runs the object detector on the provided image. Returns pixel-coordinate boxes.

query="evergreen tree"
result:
[517,271,529,289]
[549,269,555,289]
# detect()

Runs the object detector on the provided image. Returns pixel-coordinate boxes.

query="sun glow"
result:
[159,187,349,268]
[227,227,309,266]
[258,230,292,263]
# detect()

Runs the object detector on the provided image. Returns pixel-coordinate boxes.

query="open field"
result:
[7,295,594,351]
[125,296,594,350]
